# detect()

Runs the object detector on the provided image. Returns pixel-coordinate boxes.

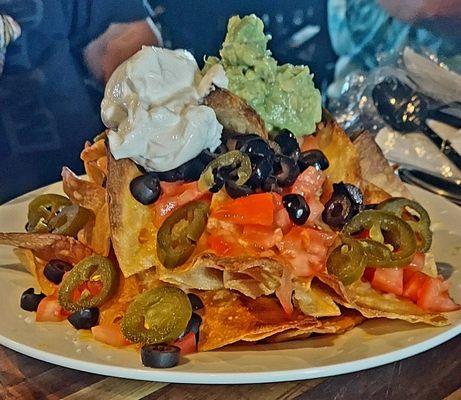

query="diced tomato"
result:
[300,135,320,152]
[36,296,68,322]
[207,235,236,256]
[277,227,335,277]
[87,281,103,296]
[91,323,130,347]
[272,193,293,233]
[355,230,370,240]
[173,332,197,355]
[417,276,460,312]
[242,225,283,250]
[211,193,274,226]
[408,252,425,270]
[371,268,404,296]
[291,167,326,224]
[362,267,375,282]
[402,270,427,302]
[153,182,208,226]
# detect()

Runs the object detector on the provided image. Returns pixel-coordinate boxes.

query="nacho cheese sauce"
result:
[101,46,228,172]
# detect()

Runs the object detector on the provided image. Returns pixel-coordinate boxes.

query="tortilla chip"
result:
[0,232,93,264]
[265,309,365,343]
[61,167,106,213]
[107,151,158,277]
[90,202,111,256]
[197,289,319,351]
[317,273,448,326]
[315,121,362,186]
[204,88,268,138]
[353,132,411,198]
[80,139,108,186]
[159,254,285,298]
[13,248,56,295]
[293,277,341,318]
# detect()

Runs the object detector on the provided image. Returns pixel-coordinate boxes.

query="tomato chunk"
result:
[173,332,197,355]
[402,270,427,302]
[207,235,236,256]
[371,268,403,296]
[92,323,130,347]
[242,225,283,250]
[211,193,274,226]
[417,277,460,312]
[36,296,68,322]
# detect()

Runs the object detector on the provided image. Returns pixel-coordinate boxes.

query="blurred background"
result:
[0,0,460,203]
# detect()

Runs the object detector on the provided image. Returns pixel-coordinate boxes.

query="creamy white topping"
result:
[101,46,228,172]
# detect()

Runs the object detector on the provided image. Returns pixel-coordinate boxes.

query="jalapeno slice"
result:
[377,197,432,252]
[343,210,417,267]
[27,194,71,233]
[198,150,251,192]
[58,255,118,312]
[359,239,393,267]
[121,286,192,344]
[327,237,367,285]
[49,204,92,237]
[157,201,209,269]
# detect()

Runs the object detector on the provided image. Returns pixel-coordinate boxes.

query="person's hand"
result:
[84,20,159,82]
[378,0,461,23]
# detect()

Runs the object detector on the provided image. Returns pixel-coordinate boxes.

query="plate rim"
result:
[0,182,460,384]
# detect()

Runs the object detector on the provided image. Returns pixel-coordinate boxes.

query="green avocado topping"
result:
[205,14,322,136]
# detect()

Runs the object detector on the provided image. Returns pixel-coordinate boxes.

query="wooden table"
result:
[1,335,460,400]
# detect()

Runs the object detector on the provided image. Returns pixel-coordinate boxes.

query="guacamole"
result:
[205,15,322,136]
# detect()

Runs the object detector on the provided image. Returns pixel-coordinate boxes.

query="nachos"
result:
[1,15,459,369]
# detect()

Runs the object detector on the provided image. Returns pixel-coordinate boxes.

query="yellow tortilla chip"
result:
[13,248,56,295]
[61,167,106,213]
[204,88,268,138]
[197,289,319,351]
[90,202,111,256]
[317,273,448,326]
[293,277,341,318]
[265,309,365,343]
[316,121,362,186]
[80,138,108,186]
[107,151,158,277]
[0,232,93,264]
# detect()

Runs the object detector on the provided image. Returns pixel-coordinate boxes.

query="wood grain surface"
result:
[1,335,460,400]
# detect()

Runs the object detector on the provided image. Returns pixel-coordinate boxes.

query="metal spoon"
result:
[397,167,461,206]
[372,77,461,170]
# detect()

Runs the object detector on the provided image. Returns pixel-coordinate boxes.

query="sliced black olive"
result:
[246,157,273,189]
[225,180,254,199]
[130,173,161,205]
[261,175,281,193]
[274,130,300,160]
[44,259,73,284]
[282,194,310,225]
[157,168,183,182]
[209,171,225,193]
[141,344,180,368]
[322,183,364,229]
[298,150,329,172]
[224,133,260,151]
[187,293,204,311]
[322,194,352,229]
[20,288,45,312]
[273,155,300,187]
[67,307,100,330]
[240,138,274,161]
[179,313,202,342]
[214,142,229,156]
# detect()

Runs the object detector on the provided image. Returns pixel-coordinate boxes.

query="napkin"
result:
[375,121,461,180]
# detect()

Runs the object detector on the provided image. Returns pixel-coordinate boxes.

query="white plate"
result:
[0,183,460,384]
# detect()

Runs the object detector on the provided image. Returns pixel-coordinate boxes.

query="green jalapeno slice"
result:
[121,286,192,344]
[58,255,118,312]
[157,201,209,269]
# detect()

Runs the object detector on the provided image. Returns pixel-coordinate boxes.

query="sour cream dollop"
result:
[101,46,228,172]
